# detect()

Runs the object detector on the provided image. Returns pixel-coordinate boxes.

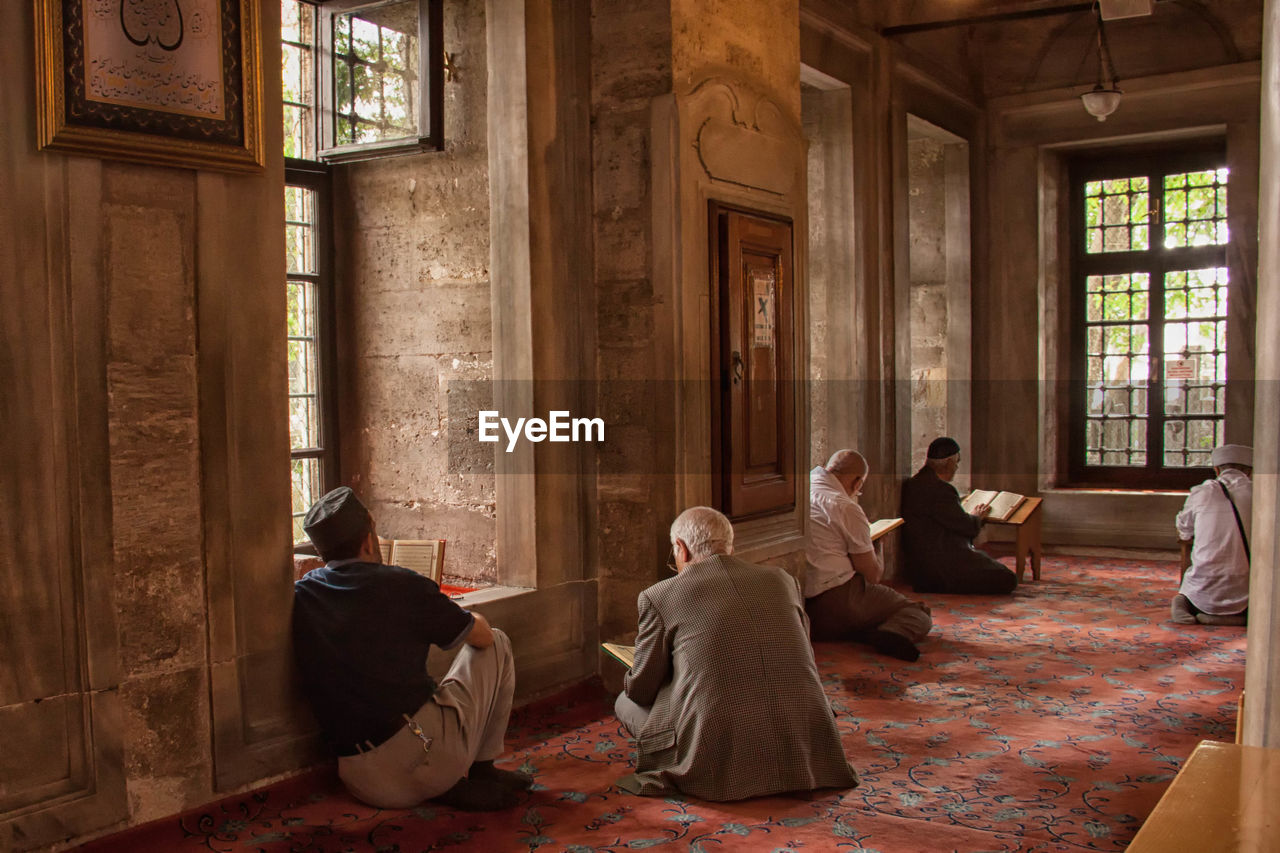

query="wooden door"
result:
[711,204,796,520]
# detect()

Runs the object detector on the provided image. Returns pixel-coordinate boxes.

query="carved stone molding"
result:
[652,74,809,559]
[687,78,805,196]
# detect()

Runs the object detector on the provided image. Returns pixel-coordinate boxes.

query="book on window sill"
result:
[960,490,1026,523]
[601,642,635,669]
[869,517,904,541]
[379,537,446,583]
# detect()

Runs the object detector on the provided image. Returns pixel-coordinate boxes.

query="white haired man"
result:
[614,506,858,801]
[1173,444,1253,626]
[806,450,933,661]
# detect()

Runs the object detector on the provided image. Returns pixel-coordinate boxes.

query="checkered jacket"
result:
[618,554,859,801]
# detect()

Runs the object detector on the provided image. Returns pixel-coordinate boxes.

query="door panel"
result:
[711,204,796,520]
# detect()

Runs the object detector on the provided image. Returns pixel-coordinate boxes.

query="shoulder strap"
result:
[1215,479,1250,563]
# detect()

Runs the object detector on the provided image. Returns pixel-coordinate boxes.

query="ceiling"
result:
[879,0,1129,34]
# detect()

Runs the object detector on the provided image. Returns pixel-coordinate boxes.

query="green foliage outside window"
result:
[1079,164,1229,471]
[333,2,420,146]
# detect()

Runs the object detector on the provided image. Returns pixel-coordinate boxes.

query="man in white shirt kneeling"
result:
[1173,443,1253,626]
[806,450,933,660]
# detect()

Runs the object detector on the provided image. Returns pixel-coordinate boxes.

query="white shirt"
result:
[1176,468,1252,615]
[805,466,873,598]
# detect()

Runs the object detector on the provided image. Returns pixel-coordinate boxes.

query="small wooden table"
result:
[1127,740,1280,852]
[987,497,1043,583]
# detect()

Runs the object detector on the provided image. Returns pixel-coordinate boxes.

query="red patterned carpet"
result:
[79,555,1246,853]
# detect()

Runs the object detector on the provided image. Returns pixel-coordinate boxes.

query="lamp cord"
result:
[1094,3,1121,89]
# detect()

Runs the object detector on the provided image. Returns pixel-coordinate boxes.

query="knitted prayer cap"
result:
[926,436,961,460]
[303,486,370,557]
[1210,444,1253,468]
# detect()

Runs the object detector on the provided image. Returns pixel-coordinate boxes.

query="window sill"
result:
[452,585,536,607]
[319,136,442,165]
[1044,486,1190,496]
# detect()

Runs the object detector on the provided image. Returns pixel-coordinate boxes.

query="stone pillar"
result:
[1244,0,1280,748]
[590,0,806,640]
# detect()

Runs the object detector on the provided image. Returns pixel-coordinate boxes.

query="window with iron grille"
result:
[283,0,337,541]
[319,0,443,161]
[282,0,318,160]
[1069,147,1229,488]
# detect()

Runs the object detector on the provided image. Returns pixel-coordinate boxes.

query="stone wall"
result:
[589,0,806,640]
[907,136,949,469]
[103,167,213,819]
[671,0,800,112]
[804,85,831,467]
[589,0,674,640]
[336,0,497,586]
[1,0,299,846]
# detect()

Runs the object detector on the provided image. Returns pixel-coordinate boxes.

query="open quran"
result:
[961,490,1026,523]
[869,517,904,541]
[601,642,635,668]
[379,538,446,583]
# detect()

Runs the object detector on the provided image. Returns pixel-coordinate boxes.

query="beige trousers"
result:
[336,628,515,809]
[805,573,933,643]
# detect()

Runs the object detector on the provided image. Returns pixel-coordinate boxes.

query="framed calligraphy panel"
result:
[36,0,265,173]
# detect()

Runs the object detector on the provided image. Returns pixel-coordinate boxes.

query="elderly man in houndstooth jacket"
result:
[614,506,859,801]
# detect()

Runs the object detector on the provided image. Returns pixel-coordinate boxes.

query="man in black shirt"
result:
[293,487,529,811]
[900,437,1017,595]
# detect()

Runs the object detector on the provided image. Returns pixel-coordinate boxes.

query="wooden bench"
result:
[1127,739,1280,852]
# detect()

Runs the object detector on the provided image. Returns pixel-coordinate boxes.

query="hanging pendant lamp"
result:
[1081,4,1123,121]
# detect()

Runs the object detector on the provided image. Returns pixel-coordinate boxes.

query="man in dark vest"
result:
[293,487,530,811]
[900,437,1017,595]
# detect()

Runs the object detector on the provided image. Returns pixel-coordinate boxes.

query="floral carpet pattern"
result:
[81,556,1246,853]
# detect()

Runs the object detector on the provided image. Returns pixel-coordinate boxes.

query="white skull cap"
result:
[1210,444,1253,468]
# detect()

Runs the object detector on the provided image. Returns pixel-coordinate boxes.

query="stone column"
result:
[1244,0,1280,748]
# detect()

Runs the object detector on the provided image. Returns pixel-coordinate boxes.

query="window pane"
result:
[281,0,316,159]
[1103,292,1130,321]
[285,186,316,273]
[1187,382,1217,415]
[1164,168,1228,248]
[1131,290,1148,321]
[1161,265,1227,460]
[284,104,311,161]
[290,394,320,449]
[1130,387,1147,416]
[1081,267,1148,468]
[1084,175,1150,254]
[292,457,322,542]
[333,0,421,147]
[288,337,318,395]
[1077,158,1227,478]
[1186,419,1216,461]
[286,179,326,532]
[282,0,303,41]
[1131,224,1149,251]
[287,280,315,339]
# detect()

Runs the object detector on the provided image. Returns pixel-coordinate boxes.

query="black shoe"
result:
[469,759,535,792]
[866,629,920,662]
[434,777,520,811]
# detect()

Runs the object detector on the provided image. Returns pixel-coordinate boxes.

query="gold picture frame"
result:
[35,0,264,173]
